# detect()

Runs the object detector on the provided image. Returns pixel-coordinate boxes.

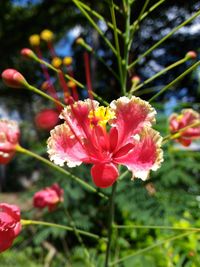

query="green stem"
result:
[21,219,103,240]
[114,224,200,231]
[110,0,123,90]
[130,0,166,31]
[104,182,117,267]
[34,56,109,106]
[149,60,200,103]
[109,231,197,266]
[73,0,117,55]
[162,121,200,144]
[26,83,65,108]
[128,9,200,69]
[122,0,131,94]
[16,145,108,200]
[129,57,187,95]
[129,0,150,50]
[77,0,122,36]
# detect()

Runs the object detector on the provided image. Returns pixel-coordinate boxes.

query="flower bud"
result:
[51,57,62,69]
[185,51,197,59]
[40,29,54,42]
[41,81,51,91]
[35,109,60,131]
[131,75,140,84]
[0,203,21,252]
[20,48,37,60]
[1,69,28,88]
[76,37,84,45]
[29,34,40,46]
[63,57,73,66]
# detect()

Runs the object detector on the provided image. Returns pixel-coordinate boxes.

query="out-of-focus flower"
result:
[63,57,73,66]
[169,109,200,146]
[0,119,20,164]
[33,183,64,211]
[47,96,163,188]
[51,57,62,69]
[35,109,60,131]
[40,29,54,42]
[1,69,28,88]
[29,34,40,47]
[0,203,21,253]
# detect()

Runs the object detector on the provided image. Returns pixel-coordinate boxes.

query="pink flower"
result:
[0,203,21,253]
[0,119,20,164]
[33,183,64,211]
[47,96,163,188]
[169,109,200,146]
[35,109,60,131]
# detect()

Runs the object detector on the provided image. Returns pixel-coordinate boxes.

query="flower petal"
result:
[110,96,156,147]
[114,128,163,181]
[47,123,89,167]
[91,163,119,188]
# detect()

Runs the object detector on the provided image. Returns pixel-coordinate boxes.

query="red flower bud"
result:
[1,69,27,88]
[20,48,37,60]
[131,75,141,84]
[185,51,197,59]
[35,109,60,131]
[33,183,64,211]
[0,203,21,253]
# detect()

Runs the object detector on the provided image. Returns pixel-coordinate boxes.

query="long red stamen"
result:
[35,46,62,112]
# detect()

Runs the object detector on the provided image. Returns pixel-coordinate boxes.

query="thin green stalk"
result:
[114,224,200,231]
[64,209,94,267]
[73,0,117,55]
[110,0,123,90]
[128,9,200,69]
[26,83,65,108]
[34,55,109,106]
[35,57,85,89]
[109,231,197,266]
[162,121,200,145]
[118,170,129,180]
[129,0,150,50]
[77,0,122,36]
[122,0,131,94]
[149,60,200,103]
[129,57,187,95]
[130,0,166,32]
[80,40,119,81]
[104,182,117,267]
[16,145,108,200]
[21,219,103,240]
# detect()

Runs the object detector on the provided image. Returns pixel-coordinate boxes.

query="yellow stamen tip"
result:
[29,34,40,46]
[51,57,62,69]
[40,29,54,42]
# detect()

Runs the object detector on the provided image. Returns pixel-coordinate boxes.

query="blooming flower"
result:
[47,96,163,188]
[33,183,64,211]
[0,119,20,164]
[0,203,21,253]
[35,109,60,131]
[169,109,200,146]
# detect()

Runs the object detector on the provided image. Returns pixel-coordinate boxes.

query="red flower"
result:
[0,119,20,164]
[47,96,163,188]
[0,203,21,253]
[33,183,64,211]
[35,109,60,131]
[169,109,200,146]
